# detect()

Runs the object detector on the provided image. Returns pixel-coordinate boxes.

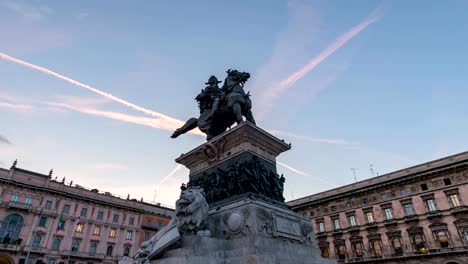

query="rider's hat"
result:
[205,75,222,85]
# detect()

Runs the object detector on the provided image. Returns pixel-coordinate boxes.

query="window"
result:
[0,214,24,242]
[365,211,374,223]
[337,245,346,260]
[333,218,340,230]
[157,221,163,229]
[76,223,84,233]
[89,242,97,254]
[463,228,468,245]
[47,259,56,264]
[45,200,52,210]
[346,202,352,209]
[391,237,403,255]
[425,199,437,212]
[362,198,369,205]
[129,217,134,225]
[443,178,452,186]
[10,194,19,202]
[384,208,394,220]
[38,217,47,227]
[124,247,131,257]
[412,234,426,253]
[448,194,461,207]
[109,228,116,237]
[330,206,336,212]
[420,183,428,191]
[71,240,79,252]
[126,231,133,240]
[372,240,382,256]
[58,220,65,230]
[146,219,152,226]
[354,242,364,257]
[144,231,150,241]
[316,208,321,216]
[106,245,113,256]
[62,204,70,214]
[97,211,104,220]
[380,193,387,201]
[51,237,61,251]
[32,235,41,247]
[25,197,32,205]
[318,222,325,233]
[320,246,329,258]
[93,226,100,235]
[403,203,414,216]
[113,214,119,223]
[348,215,357,227]
[80,208,88,217]
[400,188,407,196]
[436,231,451,248]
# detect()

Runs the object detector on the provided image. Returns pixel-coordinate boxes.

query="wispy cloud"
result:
[269,129,355,145]
[0,135,11,145]
[253,4,383,119]
[277,161,338,188]
[1,0,52,21]
[0,101,33,111]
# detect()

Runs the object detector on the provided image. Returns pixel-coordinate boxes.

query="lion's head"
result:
[175,186,209,234]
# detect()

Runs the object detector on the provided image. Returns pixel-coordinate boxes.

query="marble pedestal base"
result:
[150,197,334,264]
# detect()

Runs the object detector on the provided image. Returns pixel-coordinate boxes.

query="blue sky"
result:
[1,0,468,205]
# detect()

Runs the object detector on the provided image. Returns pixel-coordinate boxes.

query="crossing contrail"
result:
[277,161,338,187]
[0,53,184,128]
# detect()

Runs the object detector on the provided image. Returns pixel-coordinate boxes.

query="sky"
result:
[1,0,468,206]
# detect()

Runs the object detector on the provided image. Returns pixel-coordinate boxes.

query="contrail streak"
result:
[277,161,338,187]
[269,129,352,145]
[0,53,184,127]
[157,164,183,186]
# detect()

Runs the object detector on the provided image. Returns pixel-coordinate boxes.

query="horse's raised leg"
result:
[233,103,243,124]
[171,118,198,138]
[244,109,256,125]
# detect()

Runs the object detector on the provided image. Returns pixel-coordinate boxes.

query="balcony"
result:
[0,244,21,252]
[60,250,105,259]
[7,201,32,211]
[23,246,47,254]
[142,223,162,232]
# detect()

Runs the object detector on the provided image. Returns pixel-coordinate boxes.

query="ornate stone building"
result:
[138,213,172,247]
[288,151,468,264]
[0,162,173,264]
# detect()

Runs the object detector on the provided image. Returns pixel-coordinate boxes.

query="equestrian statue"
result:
[171,69,256,140]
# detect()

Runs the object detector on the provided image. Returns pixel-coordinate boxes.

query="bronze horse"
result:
[171,69,256,140]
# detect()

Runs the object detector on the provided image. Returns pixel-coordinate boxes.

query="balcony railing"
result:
[7,201,32,211]
[0,244,21,252]
[60,250,105,259]
[23,246,47,254]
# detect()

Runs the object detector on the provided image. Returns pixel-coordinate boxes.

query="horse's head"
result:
[225,69,250,87]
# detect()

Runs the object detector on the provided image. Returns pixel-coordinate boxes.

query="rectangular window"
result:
[400,188,407,196]
[346,202,352,209]
[443,178,452,186]
[47,259,56,264]
[62,204,70,214]
[45,200,53,209]
[348,215,357,227]
[126,231,133,240]
[144,231,150,241]
[403,203,414,216]
[10,194,19,202]
[146,219,152,226]
[113,214,119,223]
[384,208,393,220]
[362,198,369,205]
[97,211,104,220]
[318,222,325,233]
[59,220,65,230]
[449,194,461,207]
[426,199,437,212]
[330,206,336,212]
[93,226,100,235]
[420,183,428,191]
[80,208,88,217]
[109,228,116,238]
[333,219,340,230]
[76,223,84,233]
[38,217,47,227]
[316,208,321,216]
[129,217,135,225]
[25,197,33,205]
[365,211,374,223]
[380,193,387,201]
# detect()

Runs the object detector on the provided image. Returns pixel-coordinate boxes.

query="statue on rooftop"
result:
[171,69,256,140]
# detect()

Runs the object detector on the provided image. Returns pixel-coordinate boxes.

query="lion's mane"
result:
[175,187,209,234]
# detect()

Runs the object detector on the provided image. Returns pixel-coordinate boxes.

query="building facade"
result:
[0,163,174,264]
[288,151,468,264]
[138,213,171,247]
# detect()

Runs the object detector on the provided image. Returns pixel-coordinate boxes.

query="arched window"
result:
[52,237,61,251]
[412,234,426,253]
[337,245,346,260]
[0,214,24,243]
[89,242,97,254]
[372,240,382,256]
[71,240,79,252]
[106,245,113,256]
[391,237,403,255]
[354,242,364,257]
[124,247,131,257]
[320,246,329,258]
[436,231,450,248]
[32,235,41,248]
